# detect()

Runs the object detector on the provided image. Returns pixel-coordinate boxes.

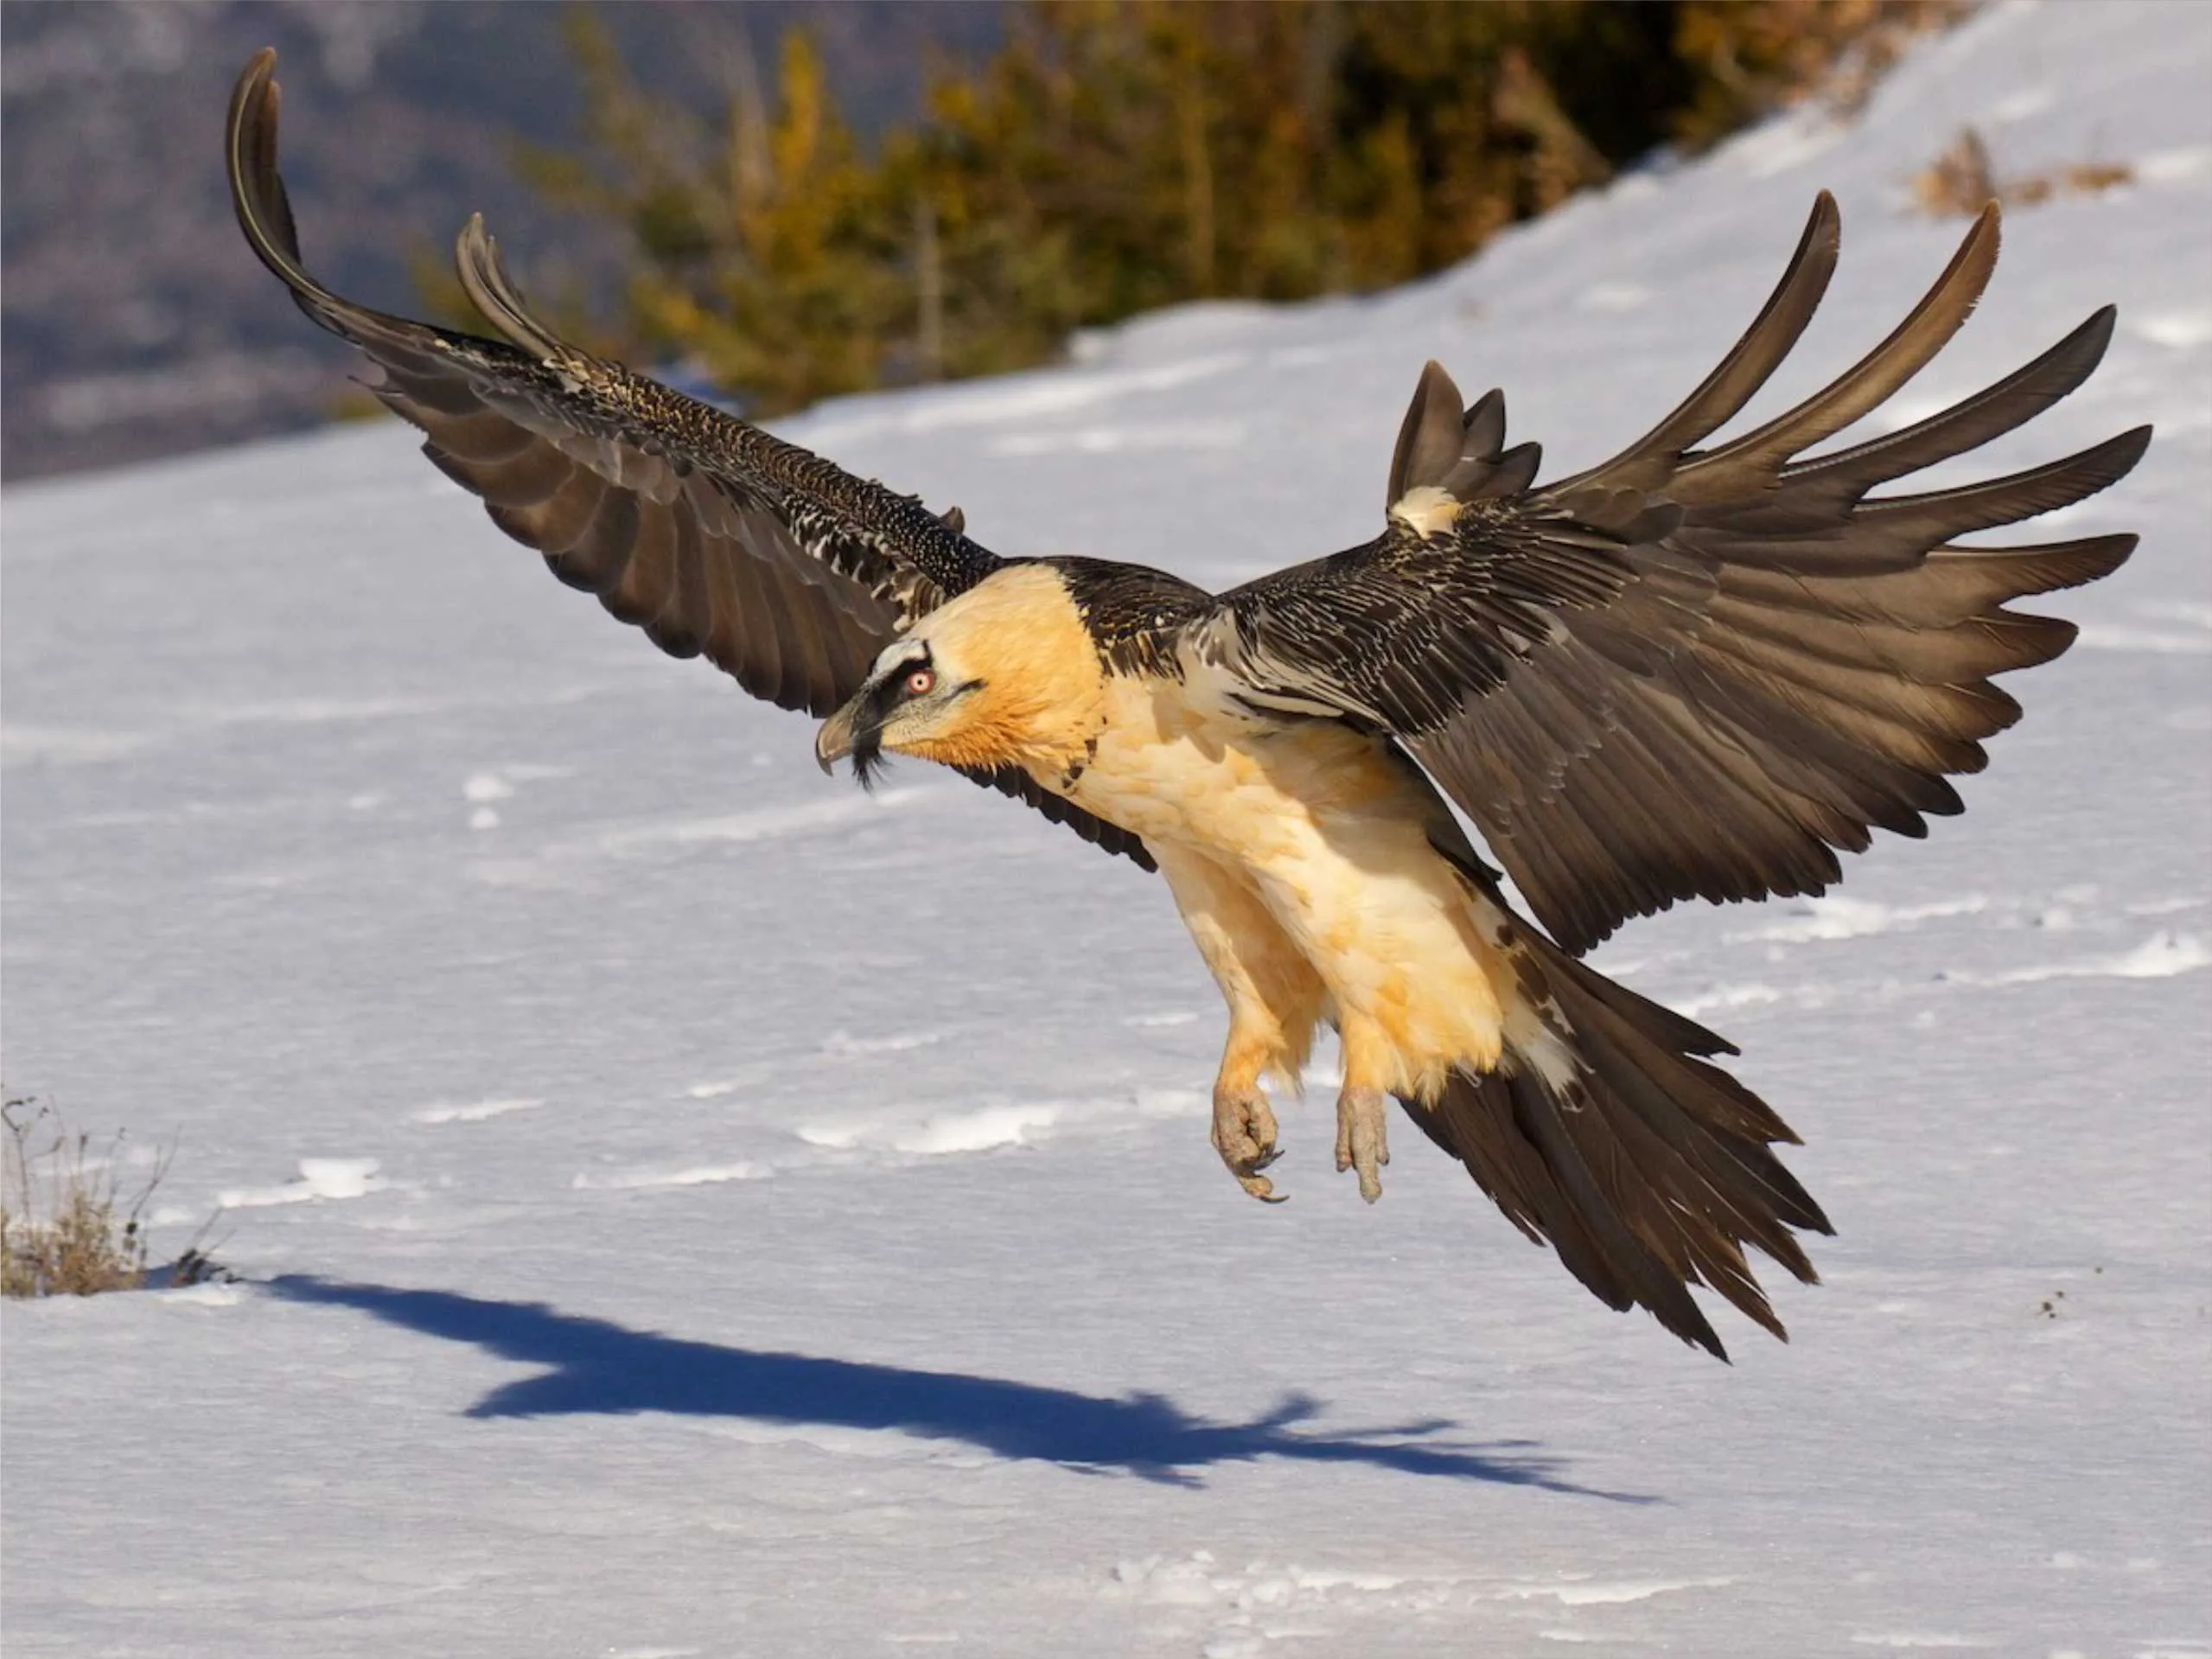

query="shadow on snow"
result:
[268,1274,1652,1497]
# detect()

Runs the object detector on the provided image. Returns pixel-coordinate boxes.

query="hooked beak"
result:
[814,697,863,775]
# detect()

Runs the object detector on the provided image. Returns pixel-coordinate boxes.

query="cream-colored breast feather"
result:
[1070,673,1510,1098]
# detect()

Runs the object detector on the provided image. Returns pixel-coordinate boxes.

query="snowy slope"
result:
[4,3,2209,1653]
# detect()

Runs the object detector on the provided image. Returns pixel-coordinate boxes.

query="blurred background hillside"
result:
[0,0,1954,484]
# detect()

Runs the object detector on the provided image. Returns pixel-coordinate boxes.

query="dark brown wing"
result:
[1197,192,2147,952]
[227,49,1145,866]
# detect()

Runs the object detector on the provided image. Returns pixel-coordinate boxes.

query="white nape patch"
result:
[1387,485,1462,538]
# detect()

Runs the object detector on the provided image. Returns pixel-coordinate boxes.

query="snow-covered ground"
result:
[4,3,2208,1652]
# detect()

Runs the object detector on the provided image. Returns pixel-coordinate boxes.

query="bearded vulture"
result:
[227,50,2147,1357]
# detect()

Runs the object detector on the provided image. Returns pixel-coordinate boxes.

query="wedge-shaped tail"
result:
[1404,902,1827,1358]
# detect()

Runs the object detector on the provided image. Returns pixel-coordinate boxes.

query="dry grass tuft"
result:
[1914,126,2136,217]
[2,1094,224,1298]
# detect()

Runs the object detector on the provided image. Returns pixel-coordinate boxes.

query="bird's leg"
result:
[1151,845,1323,1205]
[1212,1078,1284,1203]
[1208,1018,1290,1203]
[1334,1021,1397,1203]
[1334,1085,1391,1203]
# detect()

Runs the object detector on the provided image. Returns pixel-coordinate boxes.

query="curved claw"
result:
[1212,1083,1284,1203]
[1233,1168,1288,1204]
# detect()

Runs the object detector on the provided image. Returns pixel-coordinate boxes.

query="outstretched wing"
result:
[228,49,1150,867]
[1196,193,2147,952]
[228,51,978,715]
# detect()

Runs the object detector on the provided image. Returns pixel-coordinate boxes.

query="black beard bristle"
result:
[851,737,889,792]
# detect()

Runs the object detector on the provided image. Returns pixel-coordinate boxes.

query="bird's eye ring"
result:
[903,667,936,698]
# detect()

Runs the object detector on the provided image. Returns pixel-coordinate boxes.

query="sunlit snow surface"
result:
[5,4,2209,1653]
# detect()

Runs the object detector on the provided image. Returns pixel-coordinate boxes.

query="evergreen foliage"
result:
[504,1,1957,417]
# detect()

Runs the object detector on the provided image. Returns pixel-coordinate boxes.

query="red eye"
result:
[904,667,936,697]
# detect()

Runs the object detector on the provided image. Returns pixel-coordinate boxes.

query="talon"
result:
[1335,1085,1390,1204]
[1235,1169,1287,1204]
[1213,1083,1284,1203]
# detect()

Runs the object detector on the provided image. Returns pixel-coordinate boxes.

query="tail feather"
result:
[1567,984,1827,1234]
[1401,915,1830,1359]
[1507,1067,1736,1351]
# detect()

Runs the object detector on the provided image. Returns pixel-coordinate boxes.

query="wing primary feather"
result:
[1851,424,2152,541]
[1558,191,1841,493]
[226,52,1138,869]
[1205,188,2139,952]
[1785,307,2117,502]
[1680,201,2001,491]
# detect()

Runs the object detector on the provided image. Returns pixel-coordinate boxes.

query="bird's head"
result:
[813,565,1106,786]
[814,635,983,788]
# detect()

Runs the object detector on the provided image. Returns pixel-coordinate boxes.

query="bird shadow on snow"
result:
[269,1274,1652,1498]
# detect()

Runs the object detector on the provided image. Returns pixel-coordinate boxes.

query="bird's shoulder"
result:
[1040,557,1219,679]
